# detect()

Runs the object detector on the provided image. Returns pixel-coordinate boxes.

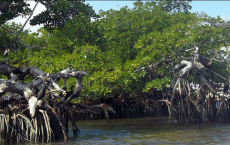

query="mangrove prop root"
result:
[0,62,116,143]
[169,46,230,123]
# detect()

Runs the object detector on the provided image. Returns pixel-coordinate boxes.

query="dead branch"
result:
[133,59,172,73]
[15,1,39,41]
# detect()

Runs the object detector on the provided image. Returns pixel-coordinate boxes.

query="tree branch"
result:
[15,1,39,40]
[134,59,172,73]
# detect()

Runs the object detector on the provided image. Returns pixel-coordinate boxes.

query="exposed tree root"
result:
[0,63,116,143]
[82,93,169,119]
[169,46,230,123]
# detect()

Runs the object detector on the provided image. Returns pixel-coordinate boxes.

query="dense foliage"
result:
[1,0,230,102]
[0,0,31,26]
[30,0,99,32]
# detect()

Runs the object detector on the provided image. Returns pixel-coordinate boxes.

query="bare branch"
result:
[172,60,192,93]
[134,59,172,73]
[206,50,229,62]
[212,54,229,62]
[15,1,39,40]
[209,69,227,81]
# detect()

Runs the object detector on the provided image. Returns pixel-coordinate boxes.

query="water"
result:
[13,117,230,145]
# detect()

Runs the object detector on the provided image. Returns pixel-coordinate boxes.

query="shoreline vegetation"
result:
[1,0,230,143]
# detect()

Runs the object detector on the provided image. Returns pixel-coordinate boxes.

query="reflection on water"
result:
[11,117,230,145]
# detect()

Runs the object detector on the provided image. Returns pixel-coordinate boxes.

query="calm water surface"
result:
[15,117,230,145]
